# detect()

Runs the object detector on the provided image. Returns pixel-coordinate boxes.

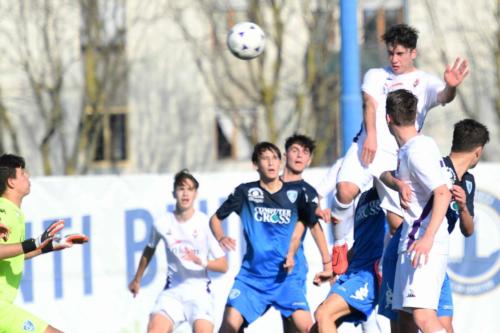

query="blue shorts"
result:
[437,274,453,317]
[226,274,309,325]
[378,226,400,320]
[378,227,454,320]
[329,269,378,324]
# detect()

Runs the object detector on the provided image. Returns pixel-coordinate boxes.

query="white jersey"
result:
[149,210,225,289]
[360,66,445,153]
[396,135,451,255]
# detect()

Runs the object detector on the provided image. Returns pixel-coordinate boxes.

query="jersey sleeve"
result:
[361,68,384,98]
[297,189,319,227]
[409,139,450,192]
[215,185,245,220]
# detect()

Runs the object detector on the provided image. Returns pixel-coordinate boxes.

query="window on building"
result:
[362,1,404,71]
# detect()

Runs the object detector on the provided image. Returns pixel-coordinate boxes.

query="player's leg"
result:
[437,274,454,333]
[289,309,313,333]
[314,293,352,333]
[413,308,444,333]
[331,143,372,274]
[0,302,54,333]
[397,310,418,333]
[218,306,245,333]
[147,313,174,333]
[193,319,214,333]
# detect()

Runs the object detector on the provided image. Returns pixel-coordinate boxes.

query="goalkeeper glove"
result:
[21,219,65,253]
[42,233,89,253]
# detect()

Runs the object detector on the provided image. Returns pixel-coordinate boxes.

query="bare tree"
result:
[169,0,342,164]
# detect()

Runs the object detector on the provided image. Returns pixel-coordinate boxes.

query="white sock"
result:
[331,195,353,245]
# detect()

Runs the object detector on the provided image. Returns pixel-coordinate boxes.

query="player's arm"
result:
[309,223,332,272]
[452,184,474,237]
[209,213,236,251]
[409,184,451,267]
[380,170,412,209]
[207,256,228,273]
[361,92,378,166]
[284,222,306,273]
[0,220,65,260]
[128,245,156,297]
[437,57,469,104]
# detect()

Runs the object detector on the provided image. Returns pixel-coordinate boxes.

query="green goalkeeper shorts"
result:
[0,300,48,333]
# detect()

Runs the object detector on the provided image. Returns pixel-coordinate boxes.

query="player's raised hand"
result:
[0,222,10,241]
[444,57,469,88]
[128,279,141,298]
[218,235,236,251]
[37,219,65,248]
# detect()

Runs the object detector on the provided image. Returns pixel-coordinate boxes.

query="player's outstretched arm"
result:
[437,57,469,104]
[128,246,156,297]
[0,220,65,260]
[209,214,236,251]
[452,185,474,237]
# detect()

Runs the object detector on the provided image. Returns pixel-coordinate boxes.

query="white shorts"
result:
[151,284,214,327]
[392,251,447,312]
[337,141,402,216]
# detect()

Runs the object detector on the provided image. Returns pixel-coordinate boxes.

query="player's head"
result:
[284,134,315,174]
[172,169,199,212]
[386,89,418,129]
[0,154,30,197]
[252,142,282,181]
[382,24,418,74]
[451,119,490,168]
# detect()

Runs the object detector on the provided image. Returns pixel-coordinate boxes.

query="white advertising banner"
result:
[13,164,499,333]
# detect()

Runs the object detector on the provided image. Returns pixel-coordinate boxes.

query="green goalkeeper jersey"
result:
[0,197,26,303]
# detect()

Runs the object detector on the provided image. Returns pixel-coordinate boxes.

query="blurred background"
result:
[0,0,497,176]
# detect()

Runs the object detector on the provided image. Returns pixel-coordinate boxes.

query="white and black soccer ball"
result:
[227,22,266,60]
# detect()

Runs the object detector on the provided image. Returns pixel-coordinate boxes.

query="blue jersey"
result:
[216,180,318,280]
[348,187,386,271]
[283,179,320,279]
[443,156,475,233]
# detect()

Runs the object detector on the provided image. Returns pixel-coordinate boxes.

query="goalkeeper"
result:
[0,154,88,333]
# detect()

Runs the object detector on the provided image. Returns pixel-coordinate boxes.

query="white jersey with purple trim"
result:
[148,210,225,289]
[396,135,452,255]
[359,67,444,153]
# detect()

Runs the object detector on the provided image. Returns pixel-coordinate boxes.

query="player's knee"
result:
[314,305,337,326]
[412,310,436,331]
[336,182,358,204]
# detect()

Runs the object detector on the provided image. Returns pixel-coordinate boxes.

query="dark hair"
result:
[285,134,316,154]
[0,154,26,195]
[251,142,281,164]
[173,169,199,190]
[386,89,418,126]
[382,24,419,49]
[451,119,490,152]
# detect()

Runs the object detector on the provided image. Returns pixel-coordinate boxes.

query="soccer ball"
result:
[227,22,266,60]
